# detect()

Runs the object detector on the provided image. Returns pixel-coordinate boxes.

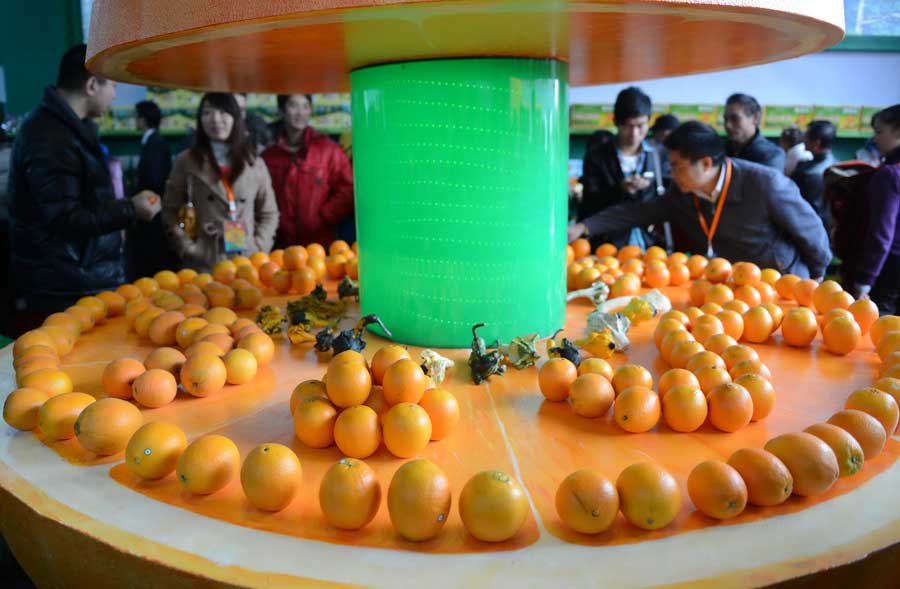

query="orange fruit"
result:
[828,409,887,459]
[610,273,641,298]
[668,262,690,286]
[290,380,327,414]
[319,457,381,530]
[870,315,900,348]
[282,245,309,271]
[185,341,226,358]
[792,278,818,308]
[668,251,688,265]
[203,282,236,308]
[775,274,801,300]
[732,262,761,287]
[686,351,727,374]
[235,264,260,287]
[459,470,529,542]
[330,349,367,368]
[383,403,432,458]
[234,285,263,310]
[880,351,900,378]
[117,283,143,301]
[238,332,275,366]
[271,269,292,294]
[364,386,390,425]
[176,268,199,285]
[844,387,899,435]
[755,281,778,304]
[290,267,317,295]
[872,377,900,412]
[539,358,578,402]
[669,341,706,370]
[102,358,145,399]
[75,297,106,324]
[658,368,700,398]
[817,302,850,326]
[643,260,670,288]
[689,278,712,307]
[704,257,732,284]
[727,448,793,506]
[388,459,452,541]
[616,244,642,263]
[175,317,208,349]
[382,358,427,406]
[568,373,615,418]
[700,302,723,316]
[804,423,865,478]
[660,330,694,364]
[13,343,58,366]
[192,322,231,342]
[144,347,187,376]
[325,254,348,280]
[654,318,687,348]
[3,388,50,430]
[258,261,281,287]
[555,469,619,535]
[707,383,753,432]
[211,259,238,283]
[294,397,338,448]
[729,358,772,382]
[722,299,750,315]
[760,268,781,286]
[191,272,214,288]
[200,332,235,355]
[595,243,617,258]
[125,422,188,480]
[705,284,734,306]
[704,333,738,356]
[240,443,303,512]
[222,348,258,386]
[334,405,382,459]
[148,310,186,346]
[692,314,724,345]
[741,306,774,343]
[577,357,614,380]
[822,316,861,356]
[134,277,160,297]
[876,330,900,360]
[571,238,591,259]
[721,344,759,370]
[733,373,775,421]
[19,368,73,398]
[180,354,227,397]
[781,307,818,347]
[576,266,602,290]
[306,243,326,259]
[733,284,762,307]
[125,299,153,330]
[419,388,460,440]
[643,245,667,262]
[662,384,708,432]
[659,310,690,328]
[15,358,61,387]
[74,398,142,455]
[616,462,681,530]
[37,392,95,441]
[132,368,178,408]
[687,255,709,279]
[203,306,237,326]
[134,307,165,338]
[614,386,660,433]
[611,364,653,396]
[152,291,185,312]
[764,432,839,497]
[43,312,83,338]
[176,434,240,495]
[566,262,584,290]
[695,366,733,395]
[716,310,744,341]
[688,460,747,520]
[820,290,854,315]
[812,280,843,314]
[683,306,704,326]
[40,325,77,355]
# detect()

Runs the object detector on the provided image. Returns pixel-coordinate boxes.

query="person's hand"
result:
[632,176,651,191]
[568,223,587,243]
[132,190,162,221]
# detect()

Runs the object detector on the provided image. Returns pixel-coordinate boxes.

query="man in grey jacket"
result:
[568,121,831,279]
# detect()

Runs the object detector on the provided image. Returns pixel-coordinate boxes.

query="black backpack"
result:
[824,160,878,286]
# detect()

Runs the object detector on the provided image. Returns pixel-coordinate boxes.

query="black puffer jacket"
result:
[9,87,135,300]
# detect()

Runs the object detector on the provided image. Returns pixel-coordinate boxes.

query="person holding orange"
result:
[162,93,279,273]
[568,121,831,279]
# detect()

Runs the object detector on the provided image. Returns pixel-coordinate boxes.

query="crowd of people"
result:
[570,86,900,315]
[3,44,899,336]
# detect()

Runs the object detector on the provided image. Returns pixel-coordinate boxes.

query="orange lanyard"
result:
[692,158,733,257]
[221,176,238,221]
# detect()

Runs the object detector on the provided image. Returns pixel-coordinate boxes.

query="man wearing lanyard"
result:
[568,121,831,280]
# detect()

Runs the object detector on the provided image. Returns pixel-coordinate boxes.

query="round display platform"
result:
[2,285,899,588]
[85,0,844,92]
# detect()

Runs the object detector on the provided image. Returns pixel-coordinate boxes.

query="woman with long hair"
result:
[163,92,279,272]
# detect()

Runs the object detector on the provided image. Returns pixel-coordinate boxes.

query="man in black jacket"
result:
[569,122,831,279]
[724,93,785,172]
[9,44,160,329]
[129,100,175,279]
[791,120,836,235]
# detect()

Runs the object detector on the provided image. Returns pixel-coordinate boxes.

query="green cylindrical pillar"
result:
[351,58,568,347]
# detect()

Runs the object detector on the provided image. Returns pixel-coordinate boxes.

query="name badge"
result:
[223,220,248,253]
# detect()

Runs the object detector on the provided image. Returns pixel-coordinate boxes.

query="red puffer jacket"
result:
[261,127,354,248]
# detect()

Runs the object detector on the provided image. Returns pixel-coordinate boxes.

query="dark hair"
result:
[873,104,900,129]
[726,93,762,118]
[135,100,163,129]
[277,94,314,111]
[651,114,679,134]
[57,44,105,92]
[190,92,253,183]
[614,87,651,125]
[780,127,804,148]
[664,121,726,165]
[805,120,836,149]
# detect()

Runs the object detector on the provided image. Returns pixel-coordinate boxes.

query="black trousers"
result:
[871,252,900,316]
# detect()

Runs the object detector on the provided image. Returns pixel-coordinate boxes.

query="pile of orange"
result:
[256,240,359,296]
[291,345,460,459]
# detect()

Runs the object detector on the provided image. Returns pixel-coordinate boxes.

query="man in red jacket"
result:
[261,94,354,248]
